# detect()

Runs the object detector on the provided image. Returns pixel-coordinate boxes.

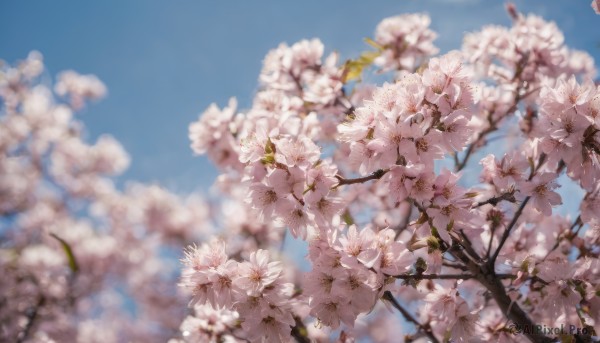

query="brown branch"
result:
[474,192,516,208]
[16,295,45,343]
[290,316,310,343]
[489,197,530,265]
[456,230,484,262]
[382,291,440,343]
[399,183,550,342]
[394,201,413,239]
[335,168,388,186]
[391,273,515,280]
[442,261,469,271]
[455,86,541,172]
[542,214,582,261]
[456,125,496,171]
[451,247,553,343]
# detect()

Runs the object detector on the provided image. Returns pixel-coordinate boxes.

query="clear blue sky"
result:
[1,0,598,194]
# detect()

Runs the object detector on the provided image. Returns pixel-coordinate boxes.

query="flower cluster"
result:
[373,13,439,72]
[182,7,600,342]
[4,5,600,343]
[0,53,213,342]
[180,241,296,342]
[535,75,600,191]
[305,225,413,329]
[339,51,473,175]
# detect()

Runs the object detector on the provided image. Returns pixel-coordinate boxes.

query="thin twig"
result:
[290,316,310,343]
[382,291,440,343]
[486,221,500,260]
[394,202,413,239]
[475,192,516,208]
[391,273,515,280]
[489,197,530,265]
[542,214,582,261]
[16,296,45,343]
[442,261,468,271]
[457,230,483,262]
[455,86,541,172]
[335,169,388,186]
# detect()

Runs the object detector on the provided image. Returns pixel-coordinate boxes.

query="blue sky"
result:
[1,0,598,194]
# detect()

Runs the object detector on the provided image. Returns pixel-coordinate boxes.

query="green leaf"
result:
[342,50,381,83]
[261,153,275,165]
[415,257,428,274]
[364,37,384,50]
[50,233,79,273]
[446,219,454,232]
[341,209,355,226]
[426,235,440,253]
[464,192,478,198]
[264,138,275,154]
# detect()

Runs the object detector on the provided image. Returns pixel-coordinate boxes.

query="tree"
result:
[2,4,600,343]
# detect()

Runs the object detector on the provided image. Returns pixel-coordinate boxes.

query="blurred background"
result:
[1,0,598,194]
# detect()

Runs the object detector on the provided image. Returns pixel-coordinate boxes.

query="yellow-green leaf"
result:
[341,209,355,226]
[50,233,79,273]
[342,50,381,83]
[364,37,384,50]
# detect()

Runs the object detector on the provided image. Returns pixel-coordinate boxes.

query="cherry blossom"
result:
[4,5,600,343]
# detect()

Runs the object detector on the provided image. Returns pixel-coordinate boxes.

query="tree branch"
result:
[335,169,388,186]
[391,273,515,280]
[542,214,582,261]
[382,291,440,343]
[450,247,553,343]
[290,316,310,343]
[489,196,530,265]
[16,295,45,343]
[474,192,516,208]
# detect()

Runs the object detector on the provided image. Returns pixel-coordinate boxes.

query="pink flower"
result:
[424,286,462,324]
[305,160,338,198]
[518,173,562,216]
[373,13,438,71]
[273,199,313,239]
[338,225,376,268]
[275,135,321,168]
[540,75,595,116]
[189,97,237,154]
[248,182,280,219]
[331,267,377,314]
[304,267,342,300]
[368,115,414,167]
[239,130,268,165]
[337,105,376,142]
[358,228,413,275]
[593,0,600,14]
[241,307,294,343]
[305,194,344,228]
[480,152,528,191]
[180,240,238,308]
[207,260,238,308]
[536,256,573,282]
[581,190,600,223]
[405,167,435,202]
[347,142,380,175]
[310,298,357,329]
[439,109,472,152]
[54,70,106,110]
[267,167,305,200]
[413,133,445,166]
[235,250,283,296]
[450,302,479,342]
[178,304,239,342]
[537,280,582,320]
